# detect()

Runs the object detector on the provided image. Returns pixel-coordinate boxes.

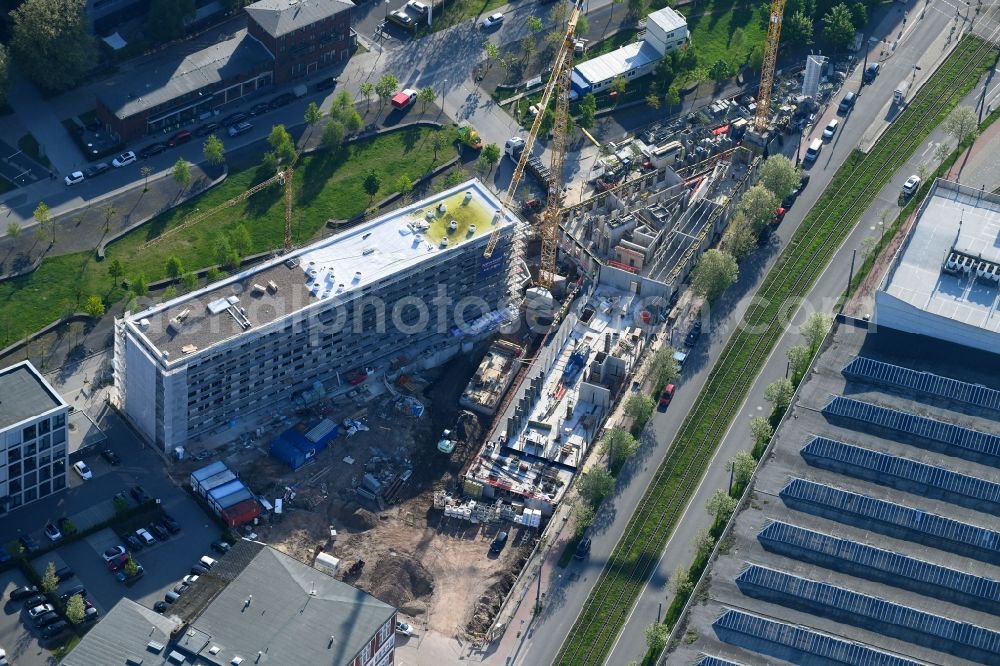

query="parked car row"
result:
[10,574,97,641]
[155,552,218,613]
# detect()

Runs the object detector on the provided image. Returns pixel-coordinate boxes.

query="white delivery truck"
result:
[893,79,909,106]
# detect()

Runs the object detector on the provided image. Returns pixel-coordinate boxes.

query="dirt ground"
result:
[176,346,538,639]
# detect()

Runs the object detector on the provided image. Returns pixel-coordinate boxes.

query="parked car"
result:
[83,162,110,178]
[151,523,170,540]
[249,102,270,117]
[781,174,810,209]
[10,585,39,601]
[101,448,121,465]
[173,582,190,596]
[40,620,69,638]
[228,121,253,137]
[73,461,93,480]
[481,11,503,28]
[314,76,338,92]
[684,321,703,347]
[112,151,136,168]
[19,534,39,554]
[395,621,415,636]
[822,118,839,140]
[405,0,427,13]
[268,93,296,108]
[387,9,414,28]
[63,171,84,186]
[902,174,921,197]
[107,553,129,572]
[82,606,99,623]
[199,555,217,569]
[59,585,86,604]
[153,601,170,613]
[220,112,249,127]
[57,517,76,534]
[182,574,200,586]
[210,540,231,554]
[34,611,61,627]
[166,130,192,147]
[55,566,74,582]
[164,591,181,604]
[139,143,168,159]
[125,534,144,552]
[27,603,54,620]
[101,545,126,562]
[194,122,220,137]
[22,594,47,609]
[658,384,676,409]
[116,564,144,582]
[44,522,63,542]
[113,490,129,506]
[573,535,592,560]
[130,485,150,503]
[190,564,210,576]
[489,531,508,554]
[135,528,156,546]
[162,515,181,534]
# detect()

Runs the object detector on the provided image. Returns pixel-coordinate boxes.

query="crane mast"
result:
[753,0,787,133]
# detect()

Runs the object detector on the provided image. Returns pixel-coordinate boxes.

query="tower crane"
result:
[483,0,584,293]
[753,0,788,133]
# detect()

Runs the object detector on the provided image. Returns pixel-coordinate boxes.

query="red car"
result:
[658,384,676,409]
[107,553,129,572]
[774,207,786,224]
[166,130,192,147]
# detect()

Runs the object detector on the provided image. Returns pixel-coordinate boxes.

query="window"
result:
[38,480,51,497]
[54,413,65,428]
[8,462,20,477]
[38,419,50,435]
[39,434,51,451]
[24,487,36,503]
[22,424,36,441]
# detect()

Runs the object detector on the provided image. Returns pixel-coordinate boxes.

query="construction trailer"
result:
[189,461,226,489]
[269,419,340,471]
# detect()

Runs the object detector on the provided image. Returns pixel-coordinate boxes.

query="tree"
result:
[730,27,746,59]
[344,109,363,134]
[375,74,399,106]
[363,169,382,205]
[216,237,236,269]
[359,82,375,111]
[934,141,952,165]
[601,427,639,470]
[668,565,692,597]
[261,151,280,173]
[65,593,86,624]
[430,130,446,160]
[548,2,568,26]
[649,346,680,387]
[6,222,20,238]
[800,311,832,353]
[692,249,739,302]
[333,89,353,115]
[182,272,198,291]
[645,622,669,653]
[860,234,879,262]
[573,501,595,535]
[139,165,152,192]
[740,184,780,232]
[786,343,812,381]
[33,202,52,245]
[611,75,628,99]
[822,3,856,50]
[107,258,125,289]
[576,13,589,35]
[267,124,296,164]
[163,285,177,299]
[124,555,139,578]
[172,159,191,188]
[759,155,800,201]
[520,35,537,65]
[476,154,492,175]
[578,467,615,505]
[645,93,661,110]
[145,0,194,42]
[0,45,8,106]
[784,10,814,46]
[527,15,543,32]
[165,255,184,279]
[481,143,501,173]
[322,119,345,150]
[418,87,437,113]
[304,100,323,127]
[706,488,737,523]
[484,41,500,69]
[748,43,764,71]
[132,273,148,297]
[578,93,597,129]
[709,58,731,82]
[850,1,867,29]
[693,527,715,561]
[721,210,758,262]
[764,377,794,415]
[728,451,757,490]
[627,0,647,19]
[102,204,117,233]
[944,105,980,146]
[396,174,413,196]
[665,85,681,113]
[203,134,225,166]
[206,267,223,282]
[624,394,655,425]
[83,295,104,318]
[750,416,773,448]
[11,0,95,93]
[42,561,58,593]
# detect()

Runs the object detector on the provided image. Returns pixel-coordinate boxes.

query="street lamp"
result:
[441,78,447,117]
[385,0,390,19]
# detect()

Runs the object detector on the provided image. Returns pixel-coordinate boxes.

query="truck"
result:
[893,79,909,106]
[391,89,417,110]
[504,137,552,190]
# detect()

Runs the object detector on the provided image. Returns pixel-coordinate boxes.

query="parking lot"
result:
[1,411,228,660]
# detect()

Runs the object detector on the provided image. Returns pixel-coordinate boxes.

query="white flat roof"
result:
[647,6,687,33]
[574,41,662,86]
[127,179,514,361]
[880,179,1000,335]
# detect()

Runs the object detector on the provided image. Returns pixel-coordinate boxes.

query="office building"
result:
[114,179,515,451]
[0,361,70,516]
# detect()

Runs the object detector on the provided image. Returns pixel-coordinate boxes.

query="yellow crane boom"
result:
[753,0,787,133]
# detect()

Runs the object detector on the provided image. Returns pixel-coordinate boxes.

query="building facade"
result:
[0,362,70,516]
[114,180,515,451]
[246,0,354,85]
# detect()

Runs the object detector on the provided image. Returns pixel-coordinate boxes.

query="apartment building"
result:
[114,180,515,451]
[0,361,70,516]
[246,0,354,84]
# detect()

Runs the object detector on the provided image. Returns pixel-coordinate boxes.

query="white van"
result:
[804,138,822,164]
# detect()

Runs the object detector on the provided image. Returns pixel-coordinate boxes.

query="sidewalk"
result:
[5,69,85,176]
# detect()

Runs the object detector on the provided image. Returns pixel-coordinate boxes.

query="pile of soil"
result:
[466,570,518,638]
[369,555,435,609]
[337,503,379,532]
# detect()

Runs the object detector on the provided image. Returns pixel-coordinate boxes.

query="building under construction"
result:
[459,340,524,417]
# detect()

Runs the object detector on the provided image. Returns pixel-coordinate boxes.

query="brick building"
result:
[95,0,354,142]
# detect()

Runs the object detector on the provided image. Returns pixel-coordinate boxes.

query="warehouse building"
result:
[667,318,1000,665]
[0,361,70,516]
[570,6,688,97]
[877,178,1000,354]
[114,179,514,451]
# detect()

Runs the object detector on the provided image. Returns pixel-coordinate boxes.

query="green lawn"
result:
[553,34,993,666]
[18,133,52,168]
[0,125,458,348]
[426,0,509,32]
[580,28,640,61]
[680,0,767,71]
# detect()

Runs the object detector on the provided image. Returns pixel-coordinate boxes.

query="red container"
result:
[221,498,261,528]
